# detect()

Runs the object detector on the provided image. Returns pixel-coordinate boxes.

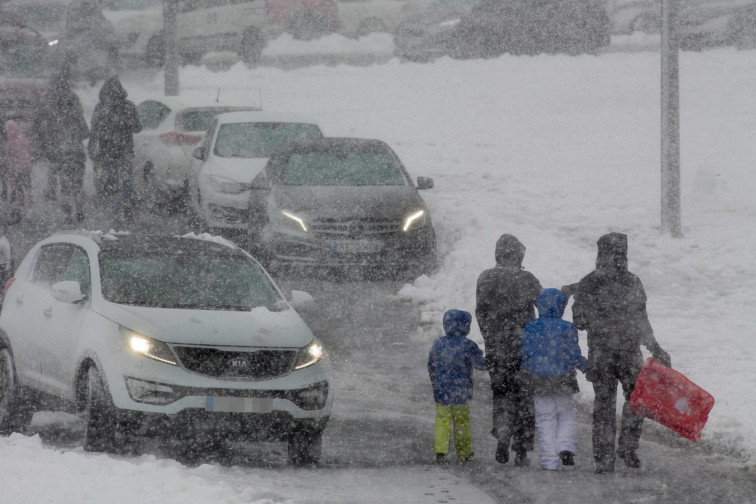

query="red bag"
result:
[629,357,715,442]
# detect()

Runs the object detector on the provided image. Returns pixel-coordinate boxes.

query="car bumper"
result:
[261,224,436,273]
[200,190,249,230]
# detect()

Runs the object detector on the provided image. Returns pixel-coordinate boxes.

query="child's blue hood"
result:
[537,288,568,318]
[443,309,472,337]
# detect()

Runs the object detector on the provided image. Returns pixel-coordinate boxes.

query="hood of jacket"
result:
[99,75,127,102]
[596,232,628,277]
[536,288,568,319]
[495,234,525,268]
[443,309,472,337]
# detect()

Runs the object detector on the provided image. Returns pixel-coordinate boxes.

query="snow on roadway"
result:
[3,32,755,502]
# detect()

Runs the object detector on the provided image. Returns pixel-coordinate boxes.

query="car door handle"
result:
[43,307,52,317]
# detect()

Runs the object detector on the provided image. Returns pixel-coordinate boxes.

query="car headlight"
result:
[208,174,248,194]
[281,210,308,232]
[126,330,177,366]
[294,338,324,370]
[438,17,461,28]
[402,209,426,232]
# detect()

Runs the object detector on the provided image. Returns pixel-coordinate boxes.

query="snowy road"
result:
[3,36,756,502]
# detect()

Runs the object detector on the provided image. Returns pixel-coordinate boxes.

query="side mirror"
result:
[51,281,87,304]
[192,146,206,160]
[417,176,434,190]
[289,290,314,312]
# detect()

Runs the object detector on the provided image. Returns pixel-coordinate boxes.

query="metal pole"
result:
[660,0,682,237]
[164,0,179,96]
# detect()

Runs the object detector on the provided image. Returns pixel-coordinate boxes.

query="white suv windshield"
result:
[213,122,322,159]
[99,251,282,310]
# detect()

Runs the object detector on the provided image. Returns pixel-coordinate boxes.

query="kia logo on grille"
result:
[348,221,365,238]
[228,357,251,369]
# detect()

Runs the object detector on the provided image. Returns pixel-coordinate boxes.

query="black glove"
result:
[650,345,672,368]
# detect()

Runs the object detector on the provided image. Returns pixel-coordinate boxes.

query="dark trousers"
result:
[489,367,535,453]
[590,348,644,468]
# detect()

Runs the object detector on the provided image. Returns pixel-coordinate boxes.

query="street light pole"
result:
[164,0,179,96]
[660,0,682,237]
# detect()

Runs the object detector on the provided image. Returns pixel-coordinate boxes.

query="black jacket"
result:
[475,234,542,369]
[34,72,89,161]
[572,233,662,357]
[89,76,141,160]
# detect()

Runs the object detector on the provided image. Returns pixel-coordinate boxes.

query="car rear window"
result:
[99,250,282,311]
[281,152,408,186]
[213,122,323,158]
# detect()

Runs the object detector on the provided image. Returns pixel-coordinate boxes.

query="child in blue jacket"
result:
[428,309,487,463]
[521,288,589,471]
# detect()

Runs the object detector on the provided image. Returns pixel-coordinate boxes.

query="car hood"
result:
[96,301,314,348]
[205,156,269,184]
[273,185,428,220]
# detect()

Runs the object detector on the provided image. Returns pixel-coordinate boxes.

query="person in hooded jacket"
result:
[428,309,487,463]
[89,75,141,221]
[34,68,89,223]
[567,232,671,474]
[521,288,589,471]
[475,234,542,466]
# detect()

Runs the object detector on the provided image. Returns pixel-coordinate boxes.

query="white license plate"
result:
[332,240,383,254]
[205,396,273,413]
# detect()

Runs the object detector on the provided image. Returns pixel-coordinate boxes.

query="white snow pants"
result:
[534,394,578,470]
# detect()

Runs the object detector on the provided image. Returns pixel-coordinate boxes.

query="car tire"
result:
[288,426,322,466]
[80,366,127,453]
[286,10,329,41]
[240,27,264,66]
[355,17,387,38]
[0,347,34,435]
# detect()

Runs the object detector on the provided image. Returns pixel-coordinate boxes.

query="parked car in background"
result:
[336,0,430,38]
[247,137,436,279]
[394,0,610,61]
[130,97,260,211]
[0,230,331,464]
[189,110,324,237]
[0,0,70,42]
[106,0,339,67]
[608,0,756,50]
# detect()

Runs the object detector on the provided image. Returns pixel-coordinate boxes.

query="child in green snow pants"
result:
[434,403,473,458]
[428,310,487,461]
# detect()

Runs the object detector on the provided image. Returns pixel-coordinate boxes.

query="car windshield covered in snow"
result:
[176,107,255,132]
[213,122,323,158]
[280,151,408,186]
[99,243,282,310]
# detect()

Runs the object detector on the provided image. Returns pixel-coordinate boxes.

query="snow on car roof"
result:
[214,110,320,126]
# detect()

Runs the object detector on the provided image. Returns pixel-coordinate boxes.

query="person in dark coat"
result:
[34,69,89,223]
[428,309,487,463]
[89,76,141,220]
[521,288,588,471]
[568,232,671,474]
[475,234,542,466]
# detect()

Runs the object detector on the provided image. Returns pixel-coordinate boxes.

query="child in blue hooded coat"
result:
[428,309,487,463]
[521,288,589,471]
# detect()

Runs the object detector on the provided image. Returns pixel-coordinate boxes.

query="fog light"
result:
[125,377,183,405]
[290,382,329,410]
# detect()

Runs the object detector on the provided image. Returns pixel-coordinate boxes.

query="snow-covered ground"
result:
[3,33,755,502]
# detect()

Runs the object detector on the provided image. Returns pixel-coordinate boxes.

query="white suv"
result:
[0,231,332,464]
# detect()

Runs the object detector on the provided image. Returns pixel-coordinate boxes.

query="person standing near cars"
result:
[475,234,542,466]
[521,288,589,471]
[34,68,89,223]
[428,309,487,464]
[89,75,142,221]
[567,232,672,474]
